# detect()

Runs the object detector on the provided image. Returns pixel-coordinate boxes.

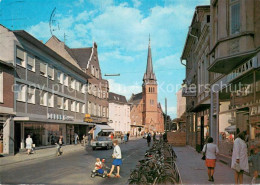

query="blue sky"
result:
[0,0,210,118]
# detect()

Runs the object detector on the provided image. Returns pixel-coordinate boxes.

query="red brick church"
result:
[129,38,164,134]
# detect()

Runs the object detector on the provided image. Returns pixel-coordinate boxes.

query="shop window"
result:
[16,47,25,67]
[48,93,54,107]
[40,62,47,77]
[27,54,35,72]
[27,87,35,104]
[17,84,26,102]
[40,91,47,106]
[57,96,63,109]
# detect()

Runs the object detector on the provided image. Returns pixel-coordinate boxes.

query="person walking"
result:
[25,135,33,155]
[231,132,249,184]
[88,134,92,146]
[153,132,156,142]
[107,140,122,178]
[202,137,219,182]
[147,133,151,147]
[74,133,79,145]
[124,134,127,144]
[82,134,86,146]
[249,147,260,184]
[127,132,129,141]
[55,135,64,156]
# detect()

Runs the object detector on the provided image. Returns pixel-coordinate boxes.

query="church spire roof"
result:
[143,35,157,85]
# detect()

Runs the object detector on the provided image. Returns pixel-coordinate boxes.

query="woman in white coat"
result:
[231,132,249,184]
[25,135,33,155]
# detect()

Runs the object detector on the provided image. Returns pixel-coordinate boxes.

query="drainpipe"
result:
[188,26,198,41]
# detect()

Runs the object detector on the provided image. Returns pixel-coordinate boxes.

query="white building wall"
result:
[108,103,131,134]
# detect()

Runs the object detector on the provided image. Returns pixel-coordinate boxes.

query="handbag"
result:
[201,143,207,160]
[233,162,241,172]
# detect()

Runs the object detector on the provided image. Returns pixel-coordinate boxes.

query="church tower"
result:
[142,36,158,132]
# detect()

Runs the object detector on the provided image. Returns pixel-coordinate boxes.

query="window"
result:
[63,74,68,86]
[102,107,106,117]
[17,84,26,102]
[71,78,75,89]
[64,99,69,110]
[57,96,63,109]
[71,101,76,112]
[48,93,54,107]
[16,48,25,67]
[81,104,85,114]
[40,62,47,77]
[230,0,240,35]
[57,71,63,84]
[76,81,80,91]
[96,69,99,79]
[94,104,97,116]
[150,99,154,106]
[91,65,95,76]
[40,91,47,106]
[76,102,80,112]
[27,54,35,71]
[88,83,92,94]
[0,70,3,102]
[207,15,210,23]
[81,84,85,94]
[48,66,54,80]
[88,102,91,114]
[27,87,35,104]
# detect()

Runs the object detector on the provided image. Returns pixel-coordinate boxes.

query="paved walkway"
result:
[0,136,142,167]
[0,144,86,166]
[174,146,252,184]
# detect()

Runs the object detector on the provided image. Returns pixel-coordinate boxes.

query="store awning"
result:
[225,125,236,133]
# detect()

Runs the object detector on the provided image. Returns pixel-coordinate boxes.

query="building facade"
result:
[0,25,93,154]
[208,0,260,164]
[0,60,15,154]
[129,38,164,134]
[108,92,131,135]
[46,36,109,125]
[128,93,144,136]
[181,0,260,165]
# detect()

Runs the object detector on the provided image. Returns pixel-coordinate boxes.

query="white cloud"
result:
[155,53,182,69]
[99,50,134,63]
[161,105,177,118]
[108,79,141,100]
[132,0,141,8]
[88,0,114,10]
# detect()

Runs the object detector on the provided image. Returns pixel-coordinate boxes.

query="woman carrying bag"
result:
[202,137,219,182]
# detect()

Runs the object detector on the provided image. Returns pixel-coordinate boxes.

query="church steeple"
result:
[143,35,157,85]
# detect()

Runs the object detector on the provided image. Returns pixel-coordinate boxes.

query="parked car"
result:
[91,136,113,150]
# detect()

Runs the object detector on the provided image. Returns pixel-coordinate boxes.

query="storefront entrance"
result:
[14,122,21,153]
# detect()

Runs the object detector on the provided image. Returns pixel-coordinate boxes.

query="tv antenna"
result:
[49,7,60,36]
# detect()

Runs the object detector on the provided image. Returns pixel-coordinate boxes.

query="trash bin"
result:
[0,140,3,153]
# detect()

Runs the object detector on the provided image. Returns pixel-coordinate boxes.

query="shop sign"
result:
[47,113,63,120]
[227,56,257,82]
[182,86,196,97]
[84,114,93,123]
[63,115,74,121]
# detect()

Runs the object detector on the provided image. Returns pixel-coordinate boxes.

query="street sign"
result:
[182,86,196,97]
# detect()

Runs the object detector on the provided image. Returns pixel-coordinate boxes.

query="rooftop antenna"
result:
[104,74,120,76]
[64,33,68,45]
